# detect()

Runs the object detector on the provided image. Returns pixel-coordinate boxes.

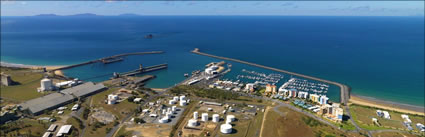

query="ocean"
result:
[1,16,423,106]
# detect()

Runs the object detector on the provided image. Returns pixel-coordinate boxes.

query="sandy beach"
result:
[0,61,65,71]
[350,95,425,116]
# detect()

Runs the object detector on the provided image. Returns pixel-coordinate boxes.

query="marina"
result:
[284,78,330,94]
[192,48,350,104]
[236,69,283,85]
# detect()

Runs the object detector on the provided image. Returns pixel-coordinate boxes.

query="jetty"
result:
[119,63,168,77]
[191,48,350,104]
[50,51,164,71]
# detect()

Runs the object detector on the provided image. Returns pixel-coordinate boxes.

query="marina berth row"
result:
[191,48,350,104]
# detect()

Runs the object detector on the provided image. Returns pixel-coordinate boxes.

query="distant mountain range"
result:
[33,13,141,17]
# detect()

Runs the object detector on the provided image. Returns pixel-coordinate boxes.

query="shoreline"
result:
[350,94,424,116]
[2,60,424,115]
[1,61,65,71]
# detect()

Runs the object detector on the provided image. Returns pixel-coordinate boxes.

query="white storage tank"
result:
[220,124,232,134]
[201,113,208,121]
[225,119,231,124]
[173,96,179,101]
[40,78,53,91]
[180,95,186,101]
[212,114,220,123]
[159,117,169,123]
[193,112,198,119]
[228,107,235,112]
[187,119,198,127]
[165,113,171,119]
[180,100,187,106]
[169,100,176,105]
[172,106,177,112]
[226,115,235,122]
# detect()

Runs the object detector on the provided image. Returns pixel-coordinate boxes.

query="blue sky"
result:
[1,1,424,16]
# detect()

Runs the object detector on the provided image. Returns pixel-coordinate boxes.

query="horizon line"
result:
[2,14,424,17]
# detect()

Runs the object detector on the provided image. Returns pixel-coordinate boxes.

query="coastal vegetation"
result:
[170,85,239,101]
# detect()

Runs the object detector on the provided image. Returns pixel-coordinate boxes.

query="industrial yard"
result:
[174,100,265,137]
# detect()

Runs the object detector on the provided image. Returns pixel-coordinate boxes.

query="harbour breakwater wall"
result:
[191,48,350,104]
[50,51,164,71]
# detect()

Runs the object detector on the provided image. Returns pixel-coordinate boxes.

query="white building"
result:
[71,104,79,111]
[107,94,118,105]
[383,111,391,119]
[319,96,329,105]
[134,98,142,103]
[56,125,72,136]
[401,114,411,123]
[205,65,219,75]
[416,123,425,132]
[244,83,255,92]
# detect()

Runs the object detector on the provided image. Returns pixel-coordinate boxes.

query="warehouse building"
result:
[20,82,106,115]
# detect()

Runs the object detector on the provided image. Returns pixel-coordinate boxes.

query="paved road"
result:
[70,108,87,137]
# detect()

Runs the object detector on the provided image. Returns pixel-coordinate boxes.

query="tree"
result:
[134,118,145,124]
[127,96,135,102]
[83,108,90,120]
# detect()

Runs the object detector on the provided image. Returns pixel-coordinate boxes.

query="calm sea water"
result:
[1,16,423,106]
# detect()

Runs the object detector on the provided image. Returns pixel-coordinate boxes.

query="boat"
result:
[145,34,153,39]
[184,73,189,77]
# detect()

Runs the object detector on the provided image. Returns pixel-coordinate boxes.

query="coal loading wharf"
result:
[49,51,164,71]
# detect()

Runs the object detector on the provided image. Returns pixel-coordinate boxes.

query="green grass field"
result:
[1,67,44,102]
